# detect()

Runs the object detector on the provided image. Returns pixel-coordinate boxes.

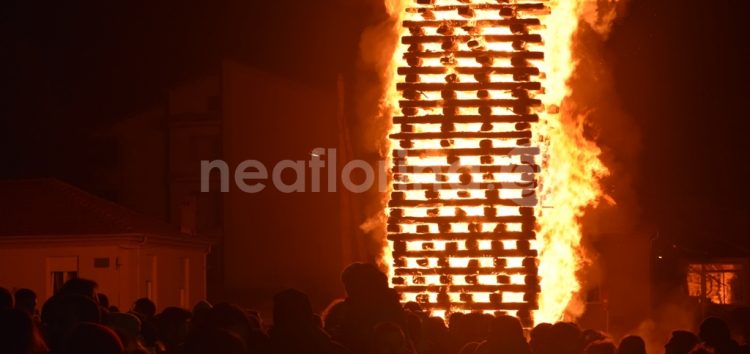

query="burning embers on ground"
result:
[384,0,608,326]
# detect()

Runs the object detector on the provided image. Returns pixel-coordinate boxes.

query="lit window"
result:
[687,262,745,305]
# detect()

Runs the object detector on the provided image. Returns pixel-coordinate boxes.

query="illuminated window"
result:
[687,262,746,305]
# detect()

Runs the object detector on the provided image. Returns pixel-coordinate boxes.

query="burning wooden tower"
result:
[385,0,608,326]
[386,0,544,327]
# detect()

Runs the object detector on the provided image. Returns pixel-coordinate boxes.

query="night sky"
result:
[2,0,749,250]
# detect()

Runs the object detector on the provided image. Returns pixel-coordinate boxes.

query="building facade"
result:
[0,179,210,311]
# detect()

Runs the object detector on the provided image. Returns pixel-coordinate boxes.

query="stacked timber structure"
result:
[387,0,547,327]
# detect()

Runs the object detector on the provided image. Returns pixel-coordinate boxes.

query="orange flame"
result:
[534,0,610,324]
[381,0,609,325]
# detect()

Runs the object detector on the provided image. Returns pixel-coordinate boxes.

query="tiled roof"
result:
[0,178,187,238]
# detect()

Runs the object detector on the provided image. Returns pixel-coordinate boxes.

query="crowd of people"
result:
[1,263,749,354]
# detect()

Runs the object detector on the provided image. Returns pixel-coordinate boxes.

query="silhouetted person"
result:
[403,312,422,353]
[186,302,269,354]
[618,336,647,354]
[0,287,13,310]
[14,288,37,317]
[403,302,422,314]
[58,278,98,301]
[323,299,347,341]
[98,293,111,309]
[730,308,750,354]
[187,329,246,354]
[131,298,156,319]
[156,307,192,354]
[246,310,264,332]
[0,309,49,354]
[371,322,414,354]
[129,298,158,349]
[546,322,584,354]
[586,341,617,354]
[446,312,468,354]
[41,294,101,353]
[474,315,531,354]
[665,331,700,354]
[191,300,212,331]
[446,313,492,354]
[582,330,607,349]
[339,263,405,353]
[420,316,449,354]
[269,288,348,354]
[42,278,102,351]
[530,323,553,354]
[699,317,741,354]
[62,322,124,354]
[107,312,148,354]
[208,303,254,344]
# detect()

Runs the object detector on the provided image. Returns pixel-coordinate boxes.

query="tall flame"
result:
[381,0,609,325]
[534,0,609,323]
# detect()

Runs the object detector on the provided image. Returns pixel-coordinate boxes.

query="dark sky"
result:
[607,0,750,252]
[0,0,373,175]
[1,0,749,249]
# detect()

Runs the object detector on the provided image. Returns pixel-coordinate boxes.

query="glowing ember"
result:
[384,0,608,325]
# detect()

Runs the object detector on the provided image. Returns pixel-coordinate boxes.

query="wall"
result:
[0,237,206,312]
[133,243,207,311]
[221,59,344,310]
[0,241,126,307]
[106,107,170,220]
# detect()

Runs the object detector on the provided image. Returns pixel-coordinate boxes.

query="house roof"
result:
[0,178,199,242]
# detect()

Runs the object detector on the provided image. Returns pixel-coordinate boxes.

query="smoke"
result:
[632,306,698,354]
[569,0,648,329]
[572,22,641,237]
[580,0,630,38]
[349,0,407,266]
[354,9,401,155]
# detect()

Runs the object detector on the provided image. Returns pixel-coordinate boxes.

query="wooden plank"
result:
[403,51,543,59]
[403,19,541,28]
[397,66,540,75]
[413,302,538,311]
[388,197,537,208]
[387,231,535,241]
[393,183,536,191]
[395,249,537,258]
[396,81,541,91]
[389,164,540,173]
[393,114,538,124]
[399,98,542,108]
[394,267,535,276]
[406,4,546,12]
[389,130,531,140]
[394,284,532,292]
[402,34,542,44]
[387,215,534,224]
[392,146,540,156]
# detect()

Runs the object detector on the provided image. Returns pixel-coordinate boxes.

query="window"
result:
[52,271,78,294]
[47,256,79,297]
[687,262,746,305]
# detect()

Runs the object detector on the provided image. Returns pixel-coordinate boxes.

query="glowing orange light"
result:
[383,0,608,326]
